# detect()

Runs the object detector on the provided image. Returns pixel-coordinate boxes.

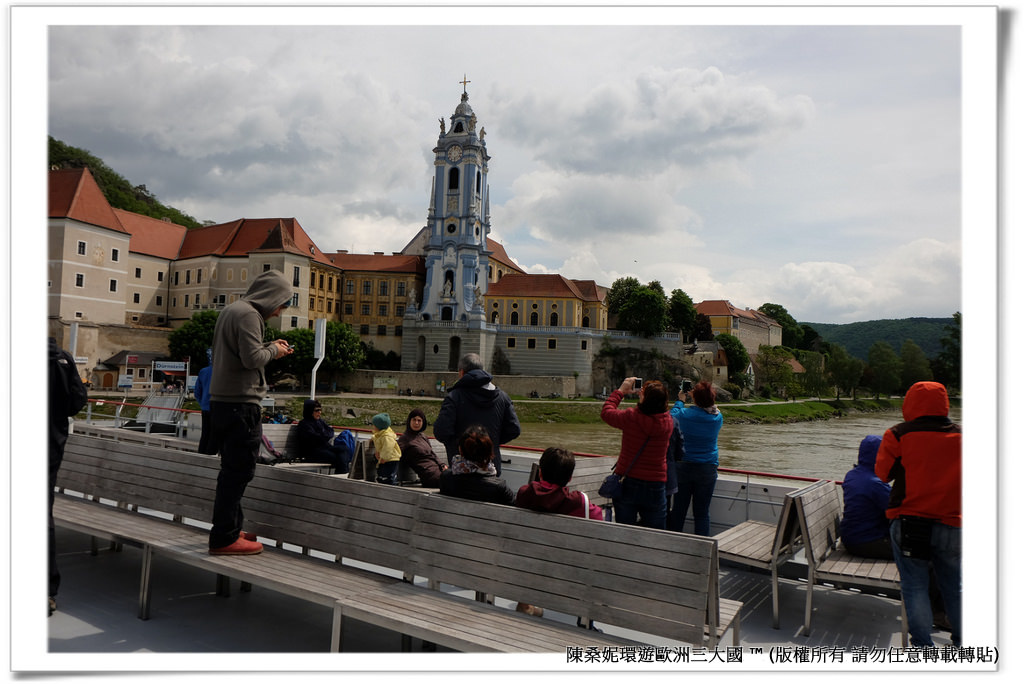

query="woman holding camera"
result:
[668,381,723,535]
[600,377,673,529]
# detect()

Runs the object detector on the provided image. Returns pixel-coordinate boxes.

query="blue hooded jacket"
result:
[839,435,892,545]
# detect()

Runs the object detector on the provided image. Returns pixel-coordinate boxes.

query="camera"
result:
[683,380,693,392]
[633,378,643,390]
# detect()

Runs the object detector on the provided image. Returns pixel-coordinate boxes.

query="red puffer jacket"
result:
[601,390,672,482]
[875,381,961,526]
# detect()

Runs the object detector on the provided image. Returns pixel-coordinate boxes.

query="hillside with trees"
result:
[804,317,953,361]
[48,136,205,229]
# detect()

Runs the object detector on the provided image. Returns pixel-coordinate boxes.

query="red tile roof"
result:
[569,279,607,303]
[330,252,425,274]
[178,218,338,268]
[696,300,780,328]
[486,238,525,274]
[112,209,187,260]
[487,273,588,299]
[49,168,128,234]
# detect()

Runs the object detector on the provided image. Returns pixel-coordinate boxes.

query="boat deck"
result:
[44,525,948,669]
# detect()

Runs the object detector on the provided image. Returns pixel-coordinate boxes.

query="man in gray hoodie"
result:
[207,270,294,555]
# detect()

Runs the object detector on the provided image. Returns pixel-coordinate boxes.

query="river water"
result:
[511,407,962,481]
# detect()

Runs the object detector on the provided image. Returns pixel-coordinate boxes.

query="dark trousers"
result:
[208,401,261,549]
[48,453,62,597]
[197,410,216,454]
[668,461,718,535]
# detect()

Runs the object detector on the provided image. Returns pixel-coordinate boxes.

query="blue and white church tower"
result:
[403,81,497,371]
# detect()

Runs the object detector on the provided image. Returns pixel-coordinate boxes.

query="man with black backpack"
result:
[48,337,88,616]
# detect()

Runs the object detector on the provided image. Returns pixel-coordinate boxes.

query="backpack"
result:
[51,346,88,418]
[333,429,356,460]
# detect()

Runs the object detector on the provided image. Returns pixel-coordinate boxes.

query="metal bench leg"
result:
[240,581,252,593]
[216,574,230,597]
[138,545,153,620]
[331,604,344,652]
[771,564,781,629]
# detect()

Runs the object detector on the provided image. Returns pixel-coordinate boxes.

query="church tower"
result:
[402,79,496,372]
[418,80,491,323]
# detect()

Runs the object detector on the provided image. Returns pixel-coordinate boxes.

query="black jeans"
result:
[208,401,261,549]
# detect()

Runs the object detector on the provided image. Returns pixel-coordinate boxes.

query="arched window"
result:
[582,316,591,328]
[510,311,519,325]
[530,312,539,326]
[476,171,481,193]
[492,311,500,324]
[448,168,459,190]
[550,312,558,327]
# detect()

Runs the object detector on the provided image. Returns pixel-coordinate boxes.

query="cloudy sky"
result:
[43,7,979,324]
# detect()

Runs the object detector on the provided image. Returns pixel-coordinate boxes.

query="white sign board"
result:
[117,374,133,389]
[154,361,187,371]
[313,318,327,359]
[73,356,89,364]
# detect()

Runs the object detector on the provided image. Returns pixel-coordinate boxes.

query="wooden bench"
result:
[56,430,740,652]
[712,479,826,628]
[336,492,742,651]
[789,480,907,646]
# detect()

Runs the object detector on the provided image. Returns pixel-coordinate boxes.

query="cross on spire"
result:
[460,74,471,94]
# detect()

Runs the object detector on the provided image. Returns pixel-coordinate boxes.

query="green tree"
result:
[758,303,802,348]
[274,322,364,380]
[797,350,829,399]
[167,310,219,369]
[867,341,902,398]
[694,313,714,341]
[714,333,750,382]
[755,345,794,397]
[667,289,697,340]
[618,285,669,337]
[933,311,961,391]
[606,277,641,317]
[900,339,933,391]
[827,345,864,400]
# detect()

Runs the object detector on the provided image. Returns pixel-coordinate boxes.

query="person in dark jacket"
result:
[398,408,446,488]
[296,399,351,474]
[433,353,520,475]
[840,435,892,558]
[439,425,515,505]
[49,338,88,615]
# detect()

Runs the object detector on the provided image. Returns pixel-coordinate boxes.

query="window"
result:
[550,312,559,326]
[548,339,557,350]
[310,272,317,287]
[530,312,539,326]
[379,304,388,317]
[196,269,202,284]
[527,338,536,349]
[109,279,118,293]
[581,340,588,350]
[185,294,190,308]
[290,316,298,328]
[395,305,405,317]
[328,276,334,292]
[172,297,177,308]
[111,248,119,262]
[510,311,519,325]
[344,304,353,315]
[361,304,370,316]
[195,294,201,306]
[158,271,164,282]
[174,271,179,285]
[156,295,163,306]
[135,267,142,278]
[185,270,191,285]
[507,338,516,348]
[448,167,459,190]
[362,280,372,295]
[263,264,271,272]
[292,293,300,308]
[295,267,302,287]
[327,301,333,314]
[346,280,355,294]
[319,273,324,289]
[395,326,402,337]
[379,281,389,296]
[138,368,146,379]
[75,273,84,288]
[310,296,316,310]
[77,241,86,255]
[75,311,83,319]
[396,282,406,297]
[359,324,370,335]
[377,325,387,336]
[132,293,140,304]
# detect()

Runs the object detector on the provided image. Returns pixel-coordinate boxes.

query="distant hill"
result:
[803,317,954,361]
[48,136,205,229]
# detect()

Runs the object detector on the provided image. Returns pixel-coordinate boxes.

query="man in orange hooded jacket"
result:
[875,381,961,647]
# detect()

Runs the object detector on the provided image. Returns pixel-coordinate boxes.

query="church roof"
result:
[330,252,425,274]
[487,273,587,300]
[112,209,188,260]
[49,167,128,234]
[178,218,338,268]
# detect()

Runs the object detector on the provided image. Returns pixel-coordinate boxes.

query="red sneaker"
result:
[240,531,258,541]
[209,537,263,555]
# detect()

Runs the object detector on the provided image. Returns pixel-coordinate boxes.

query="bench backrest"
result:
[789,480,843,567]
[408,493,718,645]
